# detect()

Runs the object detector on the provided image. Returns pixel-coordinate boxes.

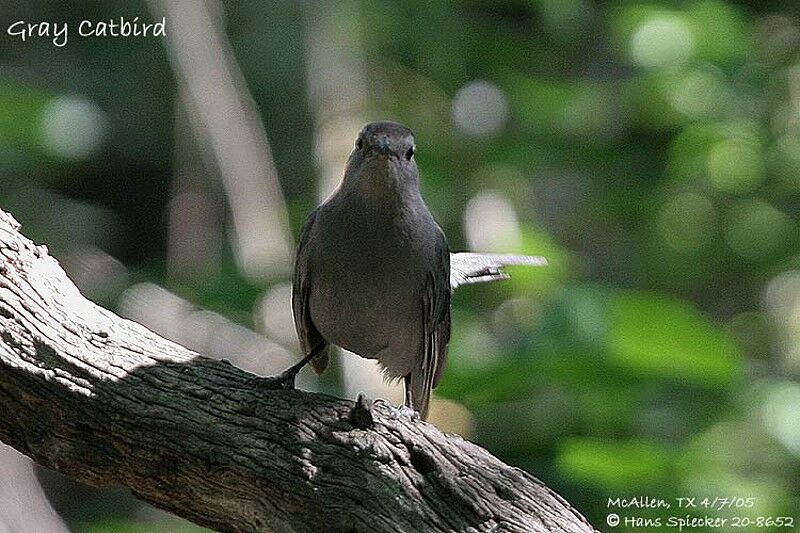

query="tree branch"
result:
[0,208,596,533]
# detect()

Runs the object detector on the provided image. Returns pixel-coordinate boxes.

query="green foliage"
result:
[607,291,743,387]
[557,437,674,490]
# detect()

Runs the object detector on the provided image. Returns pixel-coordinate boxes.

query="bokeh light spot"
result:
[630,14,695,68]
[666,67,728,118]
[452,80,508,137]
[706,138,765,193]
[762,382,800,458]
[39,95,108,160]
[724,200,792,260]
[464,190,523,252]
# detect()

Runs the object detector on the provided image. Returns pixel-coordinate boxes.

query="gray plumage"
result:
[292,121,544,420]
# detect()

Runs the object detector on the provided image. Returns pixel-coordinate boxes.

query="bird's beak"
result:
[375,135,391,156]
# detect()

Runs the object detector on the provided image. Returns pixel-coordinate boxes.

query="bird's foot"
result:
[389,404,420,421]
[246,370,297,391]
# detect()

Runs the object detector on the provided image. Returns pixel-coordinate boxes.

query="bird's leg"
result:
[248,345,323,391]
[389,376,421,420]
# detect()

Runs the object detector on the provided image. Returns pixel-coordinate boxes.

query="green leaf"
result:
[606,291,743,387]
[557,437,672,489]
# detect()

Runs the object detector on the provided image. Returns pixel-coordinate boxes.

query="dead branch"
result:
[0,208,596,533]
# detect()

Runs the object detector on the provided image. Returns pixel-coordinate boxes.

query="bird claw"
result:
[389,404,420,421]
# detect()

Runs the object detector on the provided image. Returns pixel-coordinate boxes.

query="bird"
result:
[264,121,546,420]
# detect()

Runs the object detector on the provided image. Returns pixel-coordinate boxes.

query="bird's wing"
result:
[406,231,451,420]
[449,252,547,290]
[292,208,329,374]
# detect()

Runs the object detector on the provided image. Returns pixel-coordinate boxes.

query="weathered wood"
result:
[0,208,596,533]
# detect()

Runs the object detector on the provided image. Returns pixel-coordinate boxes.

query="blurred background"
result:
[1,0,800,531]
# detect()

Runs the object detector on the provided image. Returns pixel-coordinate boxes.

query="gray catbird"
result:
[266,121,546,420]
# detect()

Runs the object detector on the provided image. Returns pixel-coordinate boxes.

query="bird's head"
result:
[342,121,420,200]
[354,121,416,161]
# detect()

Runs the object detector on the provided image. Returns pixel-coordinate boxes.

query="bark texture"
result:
[0,208,597,533]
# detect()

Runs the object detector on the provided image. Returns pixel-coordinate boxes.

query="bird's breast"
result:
[306,203,434,364]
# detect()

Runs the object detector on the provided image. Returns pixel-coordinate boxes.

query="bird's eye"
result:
[405,145,415,160]
[355,138,364,150]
